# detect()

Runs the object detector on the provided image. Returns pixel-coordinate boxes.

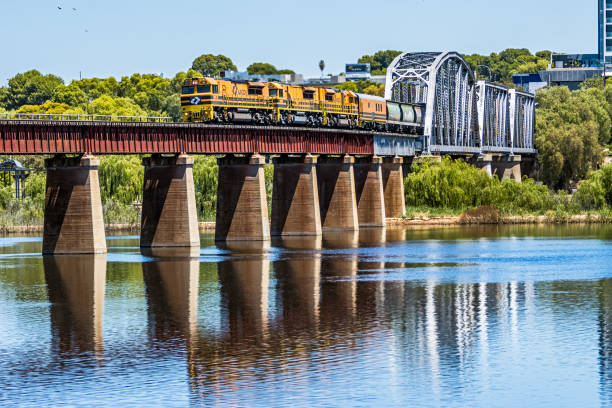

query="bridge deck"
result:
[0,121,420,155]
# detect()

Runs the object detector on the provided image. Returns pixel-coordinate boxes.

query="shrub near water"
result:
[574,164,612,211]
[405,157,557,214]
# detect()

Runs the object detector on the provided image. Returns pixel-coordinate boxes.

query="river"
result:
[1,225,611,407]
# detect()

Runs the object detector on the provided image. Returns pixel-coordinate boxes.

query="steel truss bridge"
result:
[385,51,536,155]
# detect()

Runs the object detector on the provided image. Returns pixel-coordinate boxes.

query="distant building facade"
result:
[345,63,371,81]
[600,0,608,63]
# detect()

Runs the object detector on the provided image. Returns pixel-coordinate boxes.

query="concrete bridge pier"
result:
[381,156,406,218]
[316,154,359,231]
[471,154,493,177]
[271,154,321,236]
[492,154,522,182]
[140,154,200,248]
[354,156,385,227]
[43,155,106,254]
[215,154,270,241]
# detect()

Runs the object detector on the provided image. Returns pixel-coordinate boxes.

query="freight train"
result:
[180,77,424,134]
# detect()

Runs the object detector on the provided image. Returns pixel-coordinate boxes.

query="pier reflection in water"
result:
[2,225,612,406]
[43,255,106,358]
[142,247,200,344]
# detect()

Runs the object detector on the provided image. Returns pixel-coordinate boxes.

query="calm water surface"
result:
[1,225,612,407]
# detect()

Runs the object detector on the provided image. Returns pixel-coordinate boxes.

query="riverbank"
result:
[2,213,611,234]
[0,222,217,234]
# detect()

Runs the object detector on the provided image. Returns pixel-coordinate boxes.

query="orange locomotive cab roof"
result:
[248,81,265,87]
[184,77,217,85]
[268,82,283,89]
[201,77,218,85]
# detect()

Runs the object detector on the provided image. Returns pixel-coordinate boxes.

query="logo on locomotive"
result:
[232,83,246,97]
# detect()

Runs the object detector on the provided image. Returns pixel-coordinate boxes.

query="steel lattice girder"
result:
[386,51,537,154]
[385,51,479,152]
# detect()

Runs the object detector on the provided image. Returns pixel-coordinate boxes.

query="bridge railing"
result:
[0,112,173,123]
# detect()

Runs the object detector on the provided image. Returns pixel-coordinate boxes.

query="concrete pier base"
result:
[141,154,200,248]
[381,157,406,218]
[316,155,359,231]
[215,154,270,241]
[271,154,321,236]
[493,155,522,182]
[472,154,493,177]
[43,155,106,255]
[354,156,385,227]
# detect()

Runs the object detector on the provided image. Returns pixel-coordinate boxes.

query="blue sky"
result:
[0,0,598,85]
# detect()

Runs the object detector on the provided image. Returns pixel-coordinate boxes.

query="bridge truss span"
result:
[386,51,479,154]
[386,51,536,155]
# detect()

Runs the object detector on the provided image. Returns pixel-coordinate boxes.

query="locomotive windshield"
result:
[197,85,211,93]
[182,86,195,95]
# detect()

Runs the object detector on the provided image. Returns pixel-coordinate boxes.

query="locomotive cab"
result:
[181,77,218,122]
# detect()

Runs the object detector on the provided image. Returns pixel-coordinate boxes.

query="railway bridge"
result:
[0,51,537,254]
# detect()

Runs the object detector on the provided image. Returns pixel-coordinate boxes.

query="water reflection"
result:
[43,255,106,357]
[274,236,321,333]
[217,241,270,341]
[600,279,612,406]
[320,231,358,326]
[4,226,612,406]
[141,248,200,344]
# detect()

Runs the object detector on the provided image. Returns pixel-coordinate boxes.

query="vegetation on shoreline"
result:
[0,154,273,227]
[404,158,612,220]
[4,155,612,228]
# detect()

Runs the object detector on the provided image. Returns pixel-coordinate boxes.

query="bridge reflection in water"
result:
[35,228,612,406]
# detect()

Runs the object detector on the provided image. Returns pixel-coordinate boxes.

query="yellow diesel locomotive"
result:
[180,77,423,133]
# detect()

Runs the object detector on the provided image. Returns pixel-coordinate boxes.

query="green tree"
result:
[51,83,88,106]
[71,77,119,100]
[277,69,295,75]
[5,70,64,109]
[535,86,604,189]
[193,156,218,220]
[247,63,278,75]
[16,101,72,114]
[162,94,181,121]
[463,48,553,86]
[358,50,402,75]
[0,87,9,111]
[98,156,143,205]
[191,54,237,77]
[87,95,147,117]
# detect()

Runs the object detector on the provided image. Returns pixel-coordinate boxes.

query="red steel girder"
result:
[0,121,381,155]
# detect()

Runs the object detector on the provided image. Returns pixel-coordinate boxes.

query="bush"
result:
[193,156,218,221]
[405,157,558,214]
[574,164,612,210]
